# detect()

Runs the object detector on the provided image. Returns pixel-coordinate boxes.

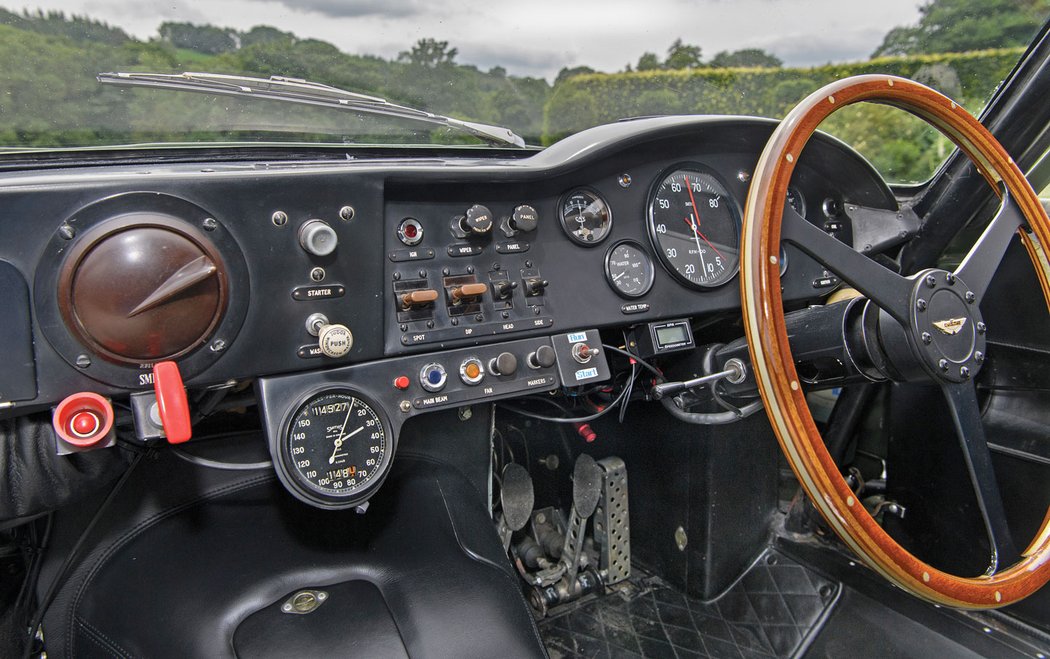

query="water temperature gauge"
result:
[605,240,654,298]
[559,188,612,246]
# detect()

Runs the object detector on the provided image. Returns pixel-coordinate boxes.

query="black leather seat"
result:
[39,445,547,658]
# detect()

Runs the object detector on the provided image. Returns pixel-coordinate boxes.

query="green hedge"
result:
[542,48,1025,145]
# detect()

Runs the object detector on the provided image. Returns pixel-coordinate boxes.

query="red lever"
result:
[153,361,192,444]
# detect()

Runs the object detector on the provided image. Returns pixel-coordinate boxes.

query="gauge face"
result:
[283,390,391,507]
[648,167,741,288]
[786,186,806,218]
[559,189,612,246]
[605,241,654,298]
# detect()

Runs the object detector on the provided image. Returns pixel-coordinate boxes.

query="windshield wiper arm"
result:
[97,71,526,147]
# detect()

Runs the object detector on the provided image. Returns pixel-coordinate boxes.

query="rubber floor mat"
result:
[538,549,840,658]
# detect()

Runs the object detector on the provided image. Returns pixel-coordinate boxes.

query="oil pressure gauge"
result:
[605,240,654,298]
[559,188,612,246]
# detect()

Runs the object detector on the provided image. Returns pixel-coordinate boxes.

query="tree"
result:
[240,26,295,48]
[158,22,236,54]
[708,48,782,68]
[665,38,702,69]
[636,52,661,71]
[555,65,596,85]
[398,38,458,68]
[872,0,1050,56]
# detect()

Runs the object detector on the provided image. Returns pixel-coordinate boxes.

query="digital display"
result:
[656,324,689,346]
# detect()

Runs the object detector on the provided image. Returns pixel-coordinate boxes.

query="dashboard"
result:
[0,115,898,508]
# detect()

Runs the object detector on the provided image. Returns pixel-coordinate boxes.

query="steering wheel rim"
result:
[741,74,1050,609]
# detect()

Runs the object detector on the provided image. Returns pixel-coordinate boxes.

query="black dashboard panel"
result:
[0,116,896,415]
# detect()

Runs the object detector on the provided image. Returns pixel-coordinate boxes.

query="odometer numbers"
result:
[282,390,391,508]
[648,167,741,289]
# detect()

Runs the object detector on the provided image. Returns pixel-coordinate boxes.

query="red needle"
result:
[682,176,725,259]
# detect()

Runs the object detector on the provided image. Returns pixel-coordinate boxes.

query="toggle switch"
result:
[450,282,488,304]
[523,277,548,296]
[401,288,439,309]
[492,280,517,300]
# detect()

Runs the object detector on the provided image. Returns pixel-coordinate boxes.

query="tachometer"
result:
[279,389,392,509]
[648,167,740,288]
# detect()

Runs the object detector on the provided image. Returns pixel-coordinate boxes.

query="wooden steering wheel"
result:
[740,74,1050,608]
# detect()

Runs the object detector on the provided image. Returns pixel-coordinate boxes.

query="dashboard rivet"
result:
[618,173,632,188]
[272,211,288,226]
[210,339,226,353]
[525,260,533,268]
[202,217,218,232]
[960,366,970,379]
[916,298,927,311]
[965,291,976,303]
[939,359,949,371]
[974,351,985,363]
[426,320,435,329]
[339,206,355,221]
[400,324,408,332]
[534,307,541,315]
[75,354,91,368]
[737,171,750,183]
[921,331,932,345]
[493,262,501,271]
[945,272,956,285]
[393,272,401,281]
[399,400,411,413]
[976,321,987,334]
[451,318,459,326]
[419,270,427,278]
[310,267,325,282]
[442,267,450,276]
[58,224,76,240]
[474,314,484,322]
[925,274,937,288]
[467,265,474,274]
[502,311,510,319]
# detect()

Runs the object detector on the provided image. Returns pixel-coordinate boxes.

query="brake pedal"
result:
[595,457,630,585]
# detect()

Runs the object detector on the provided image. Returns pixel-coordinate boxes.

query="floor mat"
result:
[538,549,840,659]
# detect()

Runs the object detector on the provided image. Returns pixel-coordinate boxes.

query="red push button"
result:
[53,392,114,448]
[153,361,192,444]
[393,375,410,390]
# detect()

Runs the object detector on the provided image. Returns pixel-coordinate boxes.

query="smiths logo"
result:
[932,317,967,336]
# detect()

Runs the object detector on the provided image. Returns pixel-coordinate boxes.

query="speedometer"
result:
[648,166,741,288]
[278,389,392,509]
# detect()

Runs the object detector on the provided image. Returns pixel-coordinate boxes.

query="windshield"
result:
[1,1,1046,180]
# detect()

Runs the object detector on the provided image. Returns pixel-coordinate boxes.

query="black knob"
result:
[524,277,549,296]
[493,280,518,300]
[527,345,556,369]
[460,204,494,235]
[510,205,538,232]
[489,351,518,376]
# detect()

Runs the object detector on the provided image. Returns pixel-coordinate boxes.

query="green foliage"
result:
[0,7,129,45]
[544,49,1023,181]
[636,52,661,71]
[158,22,238,55]
[555,66,596,85]
[665,38,703,69]
[398,38,458,68]
[873,0,1050,56]
[708,49,783,69]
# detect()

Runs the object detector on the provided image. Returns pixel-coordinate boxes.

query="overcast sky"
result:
[9,0,923,79]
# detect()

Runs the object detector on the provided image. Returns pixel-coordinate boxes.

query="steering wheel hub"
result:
[909,269,985,383]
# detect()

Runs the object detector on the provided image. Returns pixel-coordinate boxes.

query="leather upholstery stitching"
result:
[76,615,133,658]
[65,474,275,656]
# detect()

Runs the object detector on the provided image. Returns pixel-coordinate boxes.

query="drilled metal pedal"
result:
[595,456,630,585]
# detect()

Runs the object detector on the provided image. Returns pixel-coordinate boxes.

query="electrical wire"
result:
[170,448,273,471]
[601,344,663,379]
[22,451,145,659]
[498,361,637,423]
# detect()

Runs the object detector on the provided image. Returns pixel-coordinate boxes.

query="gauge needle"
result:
[683,176,726,261]
[613,272,625,281]
[329,426,365,464]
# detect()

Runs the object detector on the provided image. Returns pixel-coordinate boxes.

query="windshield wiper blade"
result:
[97,71,526,147]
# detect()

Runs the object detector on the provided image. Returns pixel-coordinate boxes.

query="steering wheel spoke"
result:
[954,187,1026,305]
[940,380,1018,574]
[781,205,913,323]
